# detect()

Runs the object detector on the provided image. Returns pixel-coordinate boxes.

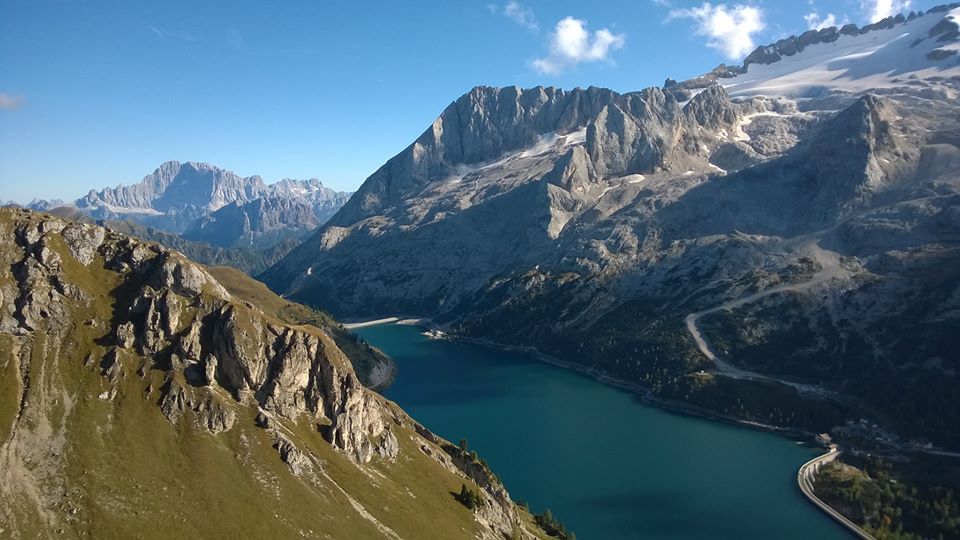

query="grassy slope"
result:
[0,210,548,539]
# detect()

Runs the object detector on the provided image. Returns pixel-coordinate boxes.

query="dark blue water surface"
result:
[355,323,848,540]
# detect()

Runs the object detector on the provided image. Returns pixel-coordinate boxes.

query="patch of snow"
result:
[598,174,648,200]
[723,11,960,98]
[519,127,587,158]
[732,110,811,142]
[709,163,727,174]
[448,128,589,184]
[741,111,796,123]
[677,88,708,109]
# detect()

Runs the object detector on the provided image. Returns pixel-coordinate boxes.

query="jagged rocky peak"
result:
[44,160,356,251]
[804,94,917,202]
[432,85,617,165]
[438,83,740,176]
[260,13,960,497]
[79,160,267,213]
[333,83,742,224]
[684,84,740,131]
[586,84,741,178]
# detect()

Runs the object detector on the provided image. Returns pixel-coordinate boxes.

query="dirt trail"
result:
[684,242,848,395]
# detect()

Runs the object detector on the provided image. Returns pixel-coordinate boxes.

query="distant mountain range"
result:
[18,160,352,250]
[263,4,960,458]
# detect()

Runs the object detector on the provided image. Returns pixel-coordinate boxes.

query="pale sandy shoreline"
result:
[341,317,400,329]
[341,315,446,330]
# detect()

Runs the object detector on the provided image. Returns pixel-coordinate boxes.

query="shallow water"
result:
[355,323,849,539]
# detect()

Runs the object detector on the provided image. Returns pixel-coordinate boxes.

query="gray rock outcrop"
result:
[29,161,354,252]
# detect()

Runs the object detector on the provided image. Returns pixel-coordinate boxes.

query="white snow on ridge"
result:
[519,128,587,159]
[730,111,811,142]
[723,9,960,98]
[446,128,589,183]
[596,174,646,201]
[740,111,799,123]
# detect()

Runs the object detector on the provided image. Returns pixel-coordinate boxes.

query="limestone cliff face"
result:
[262,83,747,310]
[0,209,537,539]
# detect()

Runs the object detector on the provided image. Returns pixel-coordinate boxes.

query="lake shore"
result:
[455,334,816,440]
[445,328,878,538]
[345,315,872,536]
[341,315,817,440]
[353,320,851,538]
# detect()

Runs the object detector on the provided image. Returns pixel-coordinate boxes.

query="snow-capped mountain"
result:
[263,5,960,448]
[727,6,960,97]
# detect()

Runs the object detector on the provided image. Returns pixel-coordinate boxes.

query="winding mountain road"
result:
[684,242,848,395]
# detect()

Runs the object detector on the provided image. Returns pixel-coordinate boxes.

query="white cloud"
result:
[804,11,837,30]
[668,3,765,60]
[0,93,25,111]
[860,0,912,23]
[504,1,538,32]
[532,17,625,75]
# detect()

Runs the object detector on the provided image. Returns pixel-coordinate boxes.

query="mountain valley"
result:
[263,7,960,455]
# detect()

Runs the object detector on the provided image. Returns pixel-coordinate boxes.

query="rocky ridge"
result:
[665,3,960,98]
[25,161,352,250]
[0,208,543,539]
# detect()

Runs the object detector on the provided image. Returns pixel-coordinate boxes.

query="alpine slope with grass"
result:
[0,208,548,539]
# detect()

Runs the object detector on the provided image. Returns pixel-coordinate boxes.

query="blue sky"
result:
[0,0,940,202]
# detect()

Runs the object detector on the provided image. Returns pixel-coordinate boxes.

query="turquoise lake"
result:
[355,323,849,540]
